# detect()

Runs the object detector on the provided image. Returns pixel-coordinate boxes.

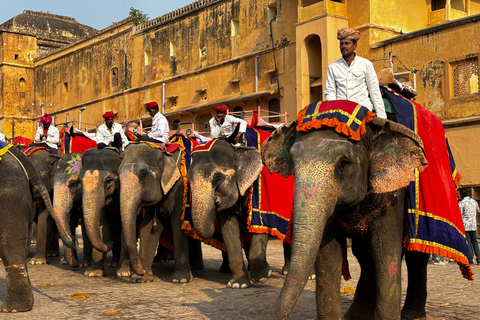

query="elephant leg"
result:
[220,251,231,273]
[315,218,343,319]
[282,242,291,275]
[189,238,204,270]
[171,204,193,283]
[80,219,93,268]
[249,233,271,283]
[0,217,34,312]
[63,218,79,268]
[116,235,131,277]
[46,215,59,257]
[107,239,121,268]
[220,211,250,289]
[401,251,428,320]
[131,209,162,283]
[84,221,109,277]
[30,206,49,265]
[345,237,377,320]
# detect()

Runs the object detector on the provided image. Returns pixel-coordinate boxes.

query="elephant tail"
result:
[7,148,76,249]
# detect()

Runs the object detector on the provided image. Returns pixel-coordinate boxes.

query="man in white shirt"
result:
[139,101,170,145]
[459,188,480,265]
[0,132,5,143]
[96,111,129,151]
[324,28,387,119]
[209,104,247,145]
[34,113,60,154]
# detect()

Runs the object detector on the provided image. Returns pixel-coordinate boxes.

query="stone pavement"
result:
[0,237,479,320]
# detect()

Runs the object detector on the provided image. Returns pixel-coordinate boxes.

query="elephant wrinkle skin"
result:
[119,143,200,283]
[188,139,268,289]
[262,121,428,320]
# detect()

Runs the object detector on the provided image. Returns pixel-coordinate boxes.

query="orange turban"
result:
[337,28,361,42]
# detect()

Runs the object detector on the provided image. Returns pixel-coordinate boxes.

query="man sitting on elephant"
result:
[96,111,129,151]
[34,113,60,154]
[209,104,247,146]
[324,28,387,119]
[137,101,170,147]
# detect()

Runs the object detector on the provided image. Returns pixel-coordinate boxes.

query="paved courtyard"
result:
[0,237,478,319]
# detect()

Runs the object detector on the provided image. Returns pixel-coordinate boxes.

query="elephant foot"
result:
[1,299,33,313]
[249,263,272,284]
[227,275,250,289]
[60,256,68,265]
[79,258,93,268]
[401,307,427,320]
[116,261,131,277]
[131,271,155,283]
[84,265,104,277]
[172,269,193,283]
[46,251,59,257]
[106,257,119,268]
[282,262,290,275]
[190,259,204,270]
[29,256,47,265]
[345,299,375,320]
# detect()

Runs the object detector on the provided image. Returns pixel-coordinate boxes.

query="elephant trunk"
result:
[82,171,111,253]
[53,177,79,266]
[119,169,145,276]
[273,169,338,319]
[190,177,216,239]
[9,148,76,248]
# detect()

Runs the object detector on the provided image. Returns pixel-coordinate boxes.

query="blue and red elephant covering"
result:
[381,86,473,280]
[60,128,97,154]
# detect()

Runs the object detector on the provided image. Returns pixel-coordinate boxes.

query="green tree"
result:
[129,7,149,25]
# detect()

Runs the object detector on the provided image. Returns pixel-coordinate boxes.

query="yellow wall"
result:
[446,124,480,185]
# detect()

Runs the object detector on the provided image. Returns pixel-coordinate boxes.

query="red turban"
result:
[40,113,52,124]
[214,104,228,112]
[102,111,116,119]
[146,101,158,111]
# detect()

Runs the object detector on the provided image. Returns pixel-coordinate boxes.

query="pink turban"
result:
[337,28,361,42]
[40,113,52,125]
[213,104,228,113]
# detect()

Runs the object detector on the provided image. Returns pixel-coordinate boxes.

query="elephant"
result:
[52,152,93,268]
[25,148,61,265]
[261,118,428,319]
[79,148,127,277]
[187,138,271,289]
[119,143,203,283]
[0,146,74,312]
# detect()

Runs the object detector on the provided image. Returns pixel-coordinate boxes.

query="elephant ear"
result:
[235,147,263,196]
[261,121,297,178]
[368,120,428,194]
[161,150,182,194]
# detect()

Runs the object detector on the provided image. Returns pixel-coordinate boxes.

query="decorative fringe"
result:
[296,105,376,141]
[404,240,474,280]
[453,170,462,188]
[24,146,49,157]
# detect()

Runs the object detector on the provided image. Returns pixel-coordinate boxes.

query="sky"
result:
[0,0,195,30]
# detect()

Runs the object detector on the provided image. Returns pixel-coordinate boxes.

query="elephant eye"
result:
[337,156,351,172]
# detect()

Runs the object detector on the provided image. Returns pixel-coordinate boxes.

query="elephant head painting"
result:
[262,117,428,319]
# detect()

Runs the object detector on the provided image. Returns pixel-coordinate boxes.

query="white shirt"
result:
[459,196,480,231]
[96,122,129,149]
[0,132,5,142]
[209,115,247,139]
[325,55,387,119]
[148,112,170,143]
[35,125,60,149]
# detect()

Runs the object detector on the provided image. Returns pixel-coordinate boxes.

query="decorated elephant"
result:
[24,147,61,265]
[262,112,429,319]
[187,139,270,289]
[119,142,203,283]
[79,148,127,277]
[52,152,93,268]
[0,145,74,312]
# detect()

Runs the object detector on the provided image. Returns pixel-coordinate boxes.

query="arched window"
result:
[233,106,244,119]
[268,98,280,123]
